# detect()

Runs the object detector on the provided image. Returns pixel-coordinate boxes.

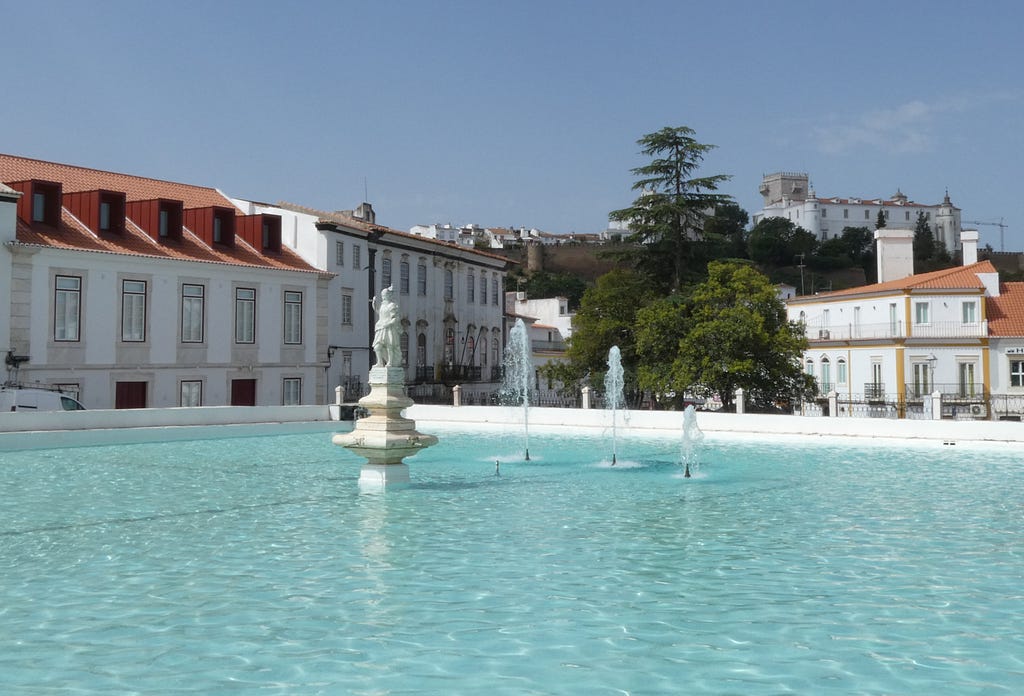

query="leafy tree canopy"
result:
[507,270,588,309]
[747,217,817,267]
[560,268,658,382]
[636,261,813,410]
[609,126,732,292]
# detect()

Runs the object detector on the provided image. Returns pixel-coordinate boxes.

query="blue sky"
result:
[3,1,1023,250]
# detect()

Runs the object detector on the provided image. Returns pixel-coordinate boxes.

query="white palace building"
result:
[754,172,963,252]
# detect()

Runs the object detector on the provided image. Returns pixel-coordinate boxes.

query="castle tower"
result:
[935,190,961,252]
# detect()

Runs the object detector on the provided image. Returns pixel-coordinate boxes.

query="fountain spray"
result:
[604,346,625,465]
[502,318,533,461]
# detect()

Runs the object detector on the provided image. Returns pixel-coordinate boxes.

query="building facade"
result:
[754,172,963,251]
[232,200,512,401]
[786,229,1024,419]
[0,154,330,409]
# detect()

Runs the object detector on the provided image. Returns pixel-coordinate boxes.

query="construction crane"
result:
[962,218,1007,252]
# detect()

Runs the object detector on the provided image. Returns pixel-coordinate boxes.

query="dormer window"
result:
[11,179,62,227]
[127,198,183,242]
[35,182,61,226]
[63,189,125,235]
[236,213,281,253]
[183,205,234,247]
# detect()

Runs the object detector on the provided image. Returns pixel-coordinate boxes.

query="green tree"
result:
[547,268,657,390]
[746,217,818,267]
[636,261,813,410]
[608,126,732,291]
[702,201,750,259]
[875,210,887,230]
[913,211,935,263]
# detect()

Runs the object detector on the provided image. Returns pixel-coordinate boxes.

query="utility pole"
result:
[796,253,806,295]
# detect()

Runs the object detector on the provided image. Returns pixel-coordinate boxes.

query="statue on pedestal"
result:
[371,286,403,368]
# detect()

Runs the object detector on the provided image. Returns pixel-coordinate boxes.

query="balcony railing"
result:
[531,339,567,352]
[864,382,885,400]
[806,320,988,341]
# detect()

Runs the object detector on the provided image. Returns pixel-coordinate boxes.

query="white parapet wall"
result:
[407,405,1024,446]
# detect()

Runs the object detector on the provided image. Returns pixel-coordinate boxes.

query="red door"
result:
[230,379,257,406]
[115,381,147,409]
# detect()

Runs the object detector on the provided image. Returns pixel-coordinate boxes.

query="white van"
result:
[0,386,86,412]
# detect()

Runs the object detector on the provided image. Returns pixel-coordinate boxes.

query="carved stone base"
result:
[332,365,438,477]
[358,463,410,489]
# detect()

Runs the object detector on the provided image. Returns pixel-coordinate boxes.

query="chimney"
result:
[874,228,915,283]
[961,229,979,265]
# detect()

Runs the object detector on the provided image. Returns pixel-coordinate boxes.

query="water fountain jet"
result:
[680,404,704,478]
[501,318,533,461]
[604,346,625,465]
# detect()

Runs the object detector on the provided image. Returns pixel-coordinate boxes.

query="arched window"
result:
[467,272,475,303]
[381,256,392,288]
[399,260,410,294]
[444,328,455,364]
[820,357,831,394]
[480,275,487,304]
[492,330,500,367]
[480,337,488,366]
[400,331,409,366]
[837,358,847,385]
[805,358,814,375]
[466,336,475,363]
[417,333,427,366]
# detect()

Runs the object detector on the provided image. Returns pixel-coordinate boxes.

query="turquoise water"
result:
[2,427,1023,694]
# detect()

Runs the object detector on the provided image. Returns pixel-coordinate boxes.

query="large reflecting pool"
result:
[2,426,1021,694]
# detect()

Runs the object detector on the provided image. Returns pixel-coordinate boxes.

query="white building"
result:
[1,154,329,409]
[754,172,963,251]
[786,228,1024,419]
[233,200,511,401]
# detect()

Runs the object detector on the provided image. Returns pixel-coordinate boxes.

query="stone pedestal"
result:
[332,366,438,487]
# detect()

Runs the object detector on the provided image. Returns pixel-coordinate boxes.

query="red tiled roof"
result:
[789,261,996,303]
[1,154,322,274]
[988,283,1024,337]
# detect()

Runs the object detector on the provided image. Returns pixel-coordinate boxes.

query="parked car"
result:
[0,386,86,412]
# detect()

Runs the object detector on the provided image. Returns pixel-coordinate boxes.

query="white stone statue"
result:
[371,286,403,367]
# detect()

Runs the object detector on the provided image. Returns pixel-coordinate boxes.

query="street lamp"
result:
[927,354,937,391]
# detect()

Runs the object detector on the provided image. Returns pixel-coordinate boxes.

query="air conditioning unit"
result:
[969,404,987,418]
[817,329,830,339]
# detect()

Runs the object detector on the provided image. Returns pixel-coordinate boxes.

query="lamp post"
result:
[928,354,937,391]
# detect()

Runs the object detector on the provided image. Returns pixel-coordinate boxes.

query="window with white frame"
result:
[121,280,147,342]
[400,331,409,366]
[417,262,427,296]
[284,291,302,344]
[889,303,899,335]
[352,244,361,270]
[54,275,82,342]
[837,358,847,385]
[480,275,487,305]
[805,358,814,375]
[958,362,977,397]
[444,327,455,363]
[341,291,353,325]
[417,333,427,366]
[962,300,977,324]
[381,257,392,288]
[1010,360,1024,388]
[400,261,410,294]
[235,287,256,343]
[492,277,499,305]
[912,362,931,397]
[467,272,475,302]
[336,240,344,266]
[444,270,453,300]
[914,301,930,325]
[180,380,202,407]
[181,284,205,343]
[820,358,831,394]
[282,377,302,405]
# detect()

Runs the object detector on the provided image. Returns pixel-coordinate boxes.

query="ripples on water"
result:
[1,429,1022,694]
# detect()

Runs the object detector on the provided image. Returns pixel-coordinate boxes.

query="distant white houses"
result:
[754,172,963,251]
[409,223,608,249]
